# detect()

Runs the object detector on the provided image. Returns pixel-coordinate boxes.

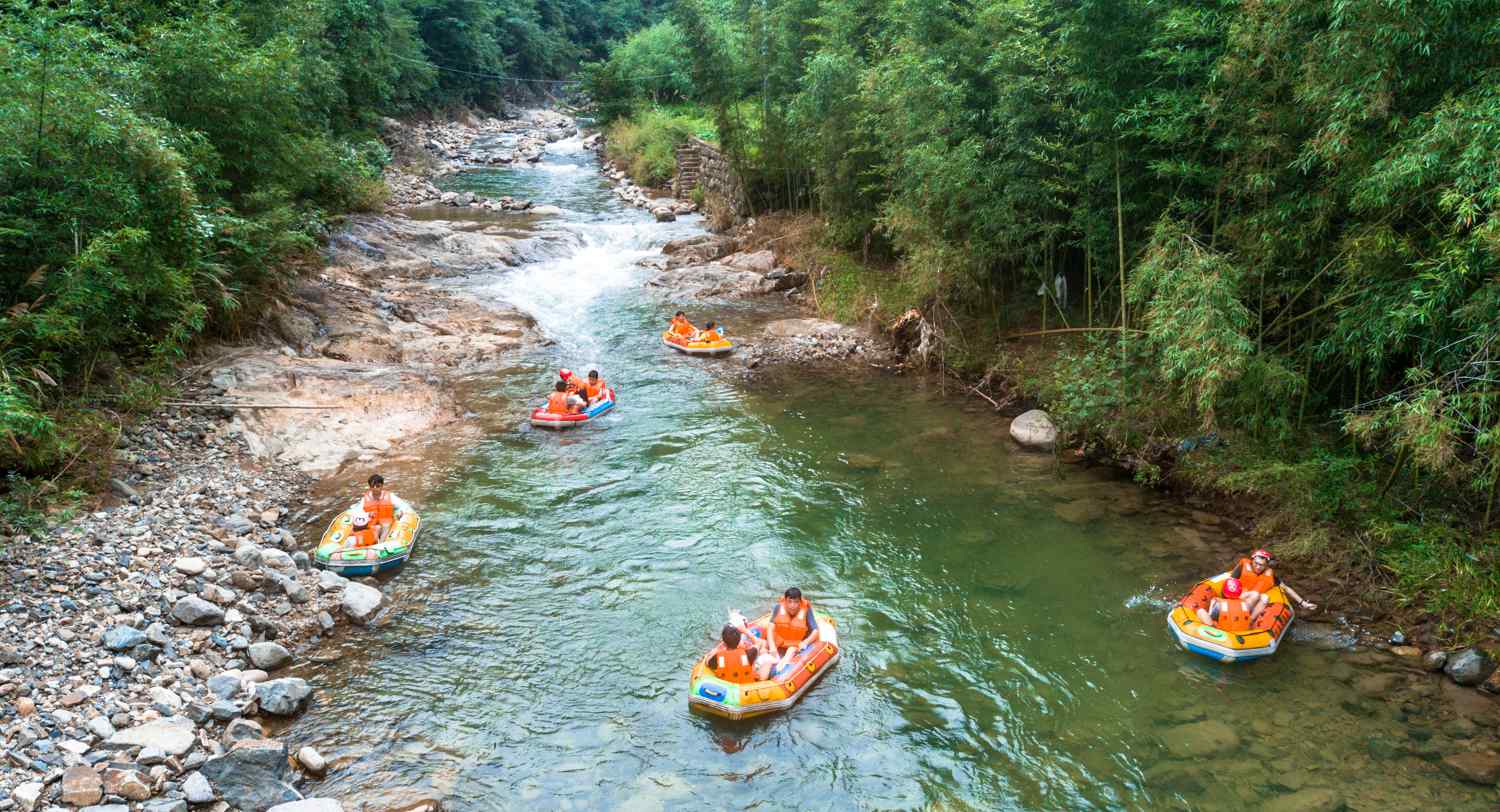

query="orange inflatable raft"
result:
[688,611,840,720]
[1168,573,1294,662]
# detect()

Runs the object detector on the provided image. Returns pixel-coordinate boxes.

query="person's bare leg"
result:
[1196,607,1213,625]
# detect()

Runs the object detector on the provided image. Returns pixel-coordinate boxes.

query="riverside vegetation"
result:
[0,0,663,523]
[586,0,1500,640]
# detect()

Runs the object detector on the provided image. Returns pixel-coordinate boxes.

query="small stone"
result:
[172,596,225,626]
[295,746,327,776]
[138,745,168,765]
[259,508,281,526]
[87,716,116,739]
[1424,650,1450,672]
[1442,751,1500,785]
[261,549,295,571]
[1445,648,1496,686]
[103,625,147,651]
[247,642,292,671]
[150,685,184,710]
[1390,645,1422,658]
[183,770,216,803]
[208,672,244,699]
[11,782,42,812]
[102,766,153,801]
[222,718,264,746]
[174,557,208,576]
[1390,630,1407,645]
[144,801,189,812]
[15,696,35,716]
[60,764,104,806]
[255,678,313,716]
[233,543,263,567]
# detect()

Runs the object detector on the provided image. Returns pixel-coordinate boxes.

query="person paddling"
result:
[362,474,397,542]
[766,587,821,654]
[1230,548,1316,617]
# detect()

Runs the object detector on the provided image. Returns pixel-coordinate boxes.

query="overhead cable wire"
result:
[391,52,690,84]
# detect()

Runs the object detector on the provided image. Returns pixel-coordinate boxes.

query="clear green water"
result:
[286,137,1497,810]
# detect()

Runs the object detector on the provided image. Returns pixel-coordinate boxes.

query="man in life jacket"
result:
[766,587,821,654]
[362,474,397,542]
[710,623,796,683]
[583,370,607,400]
[546,381,572,414]
[559,368,581,393]
[1230,548,1316,617]
[696,321,723,343]
[347,510,379,548]
[669,311,696,337]
[1194,578,1254,631]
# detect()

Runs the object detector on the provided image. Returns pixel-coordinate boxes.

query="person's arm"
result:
[766,606,780,651]
[1282,583,1316,611]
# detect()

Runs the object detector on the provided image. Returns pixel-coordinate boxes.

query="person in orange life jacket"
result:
[709,623,798,683]
[1194,578,1255,631]
[766,587,820,654]
[362,474,396,542]
[583,370,607,399]
[1230,548,1316,617]
[670,312,696,337]
[565,386,589,414]
[545,381,572,414]
[696,322,723,343]
[559,368,581,393]
[346,510,379,549]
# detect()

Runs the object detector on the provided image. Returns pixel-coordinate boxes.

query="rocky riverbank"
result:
[2,111,568,812]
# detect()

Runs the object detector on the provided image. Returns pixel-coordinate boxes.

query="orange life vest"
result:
[671,319,696,337]
[711,643,757,684]
[1213,598,1252,632]
[698,329,723,343]
[772,598,812,644]
[585,379,606,399]
[348,527,378,548]
[546,391,571,414]
[362,491,395,524]
[1236,558,1276,595]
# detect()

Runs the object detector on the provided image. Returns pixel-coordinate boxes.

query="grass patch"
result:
[605,105,716,188]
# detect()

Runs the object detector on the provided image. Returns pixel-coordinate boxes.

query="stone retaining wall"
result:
[674,138,747,226]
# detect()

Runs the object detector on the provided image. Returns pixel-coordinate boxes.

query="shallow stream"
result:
[287,133,1496,810]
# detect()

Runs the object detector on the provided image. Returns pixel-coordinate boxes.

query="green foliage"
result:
[582,21,694,122]
[604,106,712,186]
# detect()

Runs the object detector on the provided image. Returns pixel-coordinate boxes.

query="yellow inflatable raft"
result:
[1168,573,1294,662]
[688,612,840,720]
[663,330,733,356]
[314,496,421,577]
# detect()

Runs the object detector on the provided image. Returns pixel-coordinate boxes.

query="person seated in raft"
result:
[362,473,397,542]
[559,368,581,393]
[669,311,697,337]
[766,587,821,654]
[1194,578,1255,631]
[709,624,798,683]
[583,370,607,400]
[696,322,724,343]
[566,385,590,414]
[347,510,379,549]
[1230,548,1317,617]
[546,381,572,414]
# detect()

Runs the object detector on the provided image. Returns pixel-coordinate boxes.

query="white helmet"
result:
[351,510,370,526]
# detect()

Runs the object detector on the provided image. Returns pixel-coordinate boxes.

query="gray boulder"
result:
[247,642,292,671]
[256,677,313,716]
[172,596,225,626]
[182,771,215,804]
[106,718,196,756]
[103,625,146,652]
[200,739,302,812]
[341,582,384,625]
[1445,648,1496,686]
[1009,410,1057,451]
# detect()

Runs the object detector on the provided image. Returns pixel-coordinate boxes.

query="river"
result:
[285,132,1495,810]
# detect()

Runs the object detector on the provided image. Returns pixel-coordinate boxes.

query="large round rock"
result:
[1445,648,1497,686]
[255,678,313,716]
[1009,409,1057,451]
[341,582,384,626]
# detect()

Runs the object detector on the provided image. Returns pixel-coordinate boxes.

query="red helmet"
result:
[559,368,573,380]
[1251,549,1272,562]
[1223,578,1244,599]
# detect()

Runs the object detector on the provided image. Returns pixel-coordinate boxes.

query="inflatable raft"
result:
[1168,573,1294,663]
[529,388,616,429]
[663,330,733,356]
[688,612,840,720]
[314,496,421,577]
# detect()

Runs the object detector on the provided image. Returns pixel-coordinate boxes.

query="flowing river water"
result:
[284,134,1497,810]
